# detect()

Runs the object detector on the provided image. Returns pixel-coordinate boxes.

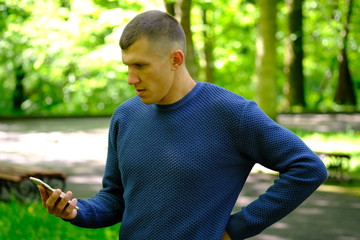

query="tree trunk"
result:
[13,64,26,112]
[180,0,198,80]
[256,0,277,120]
[284,0,305,109]
[163,0,176,16]
[201,7,214,83]
[334,0,356,105]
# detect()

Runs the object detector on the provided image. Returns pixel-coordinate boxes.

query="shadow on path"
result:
[236,173,360,240]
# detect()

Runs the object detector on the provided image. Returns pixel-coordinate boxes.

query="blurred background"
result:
[0,0,359,239]
[0,0,359,118]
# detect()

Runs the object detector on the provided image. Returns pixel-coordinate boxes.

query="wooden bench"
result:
[0,163,66,202]
[315,152,351,180]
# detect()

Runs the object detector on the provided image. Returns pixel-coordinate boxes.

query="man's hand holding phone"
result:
[30,177,79,220]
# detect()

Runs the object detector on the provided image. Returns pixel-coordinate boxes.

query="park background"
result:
[0,0,359,239]
[1,0,359,118]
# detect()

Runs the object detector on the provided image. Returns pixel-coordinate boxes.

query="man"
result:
[38,10,327,240]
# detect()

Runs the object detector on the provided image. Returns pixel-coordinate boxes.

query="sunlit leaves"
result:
[0,0,142,116]
[0,0,359,116]
[303,0,359,110]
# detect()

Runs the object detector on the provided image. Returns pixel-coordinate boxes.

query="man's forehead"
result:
[121,38,148,63]
[121,38,169,64]
[121,52,146,65]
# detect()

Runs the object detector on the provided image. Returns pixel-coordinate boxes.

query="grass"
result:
[0,200,120,240]
[294,130,360,186]
[296,130,360,155]
[296,130,360,168]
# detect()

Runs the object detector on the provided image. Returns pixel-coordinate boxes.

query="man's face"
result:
[121,37,175,105]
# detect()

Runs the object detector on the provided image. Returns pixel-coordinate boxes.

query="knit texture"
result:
[70,82,327,239]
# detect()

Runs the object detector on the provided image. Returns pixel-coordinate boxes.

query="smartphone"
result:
[29,177,79,210]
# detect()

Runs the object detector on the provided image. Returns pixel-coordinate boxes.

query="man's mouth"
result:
[136,89,145,97]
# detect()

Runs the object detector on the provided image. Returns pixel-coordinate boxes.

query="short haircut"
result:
[119,10,186,55]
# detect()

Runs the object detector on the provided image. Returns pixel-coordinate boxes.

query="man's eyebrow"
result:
[123,60,148,66]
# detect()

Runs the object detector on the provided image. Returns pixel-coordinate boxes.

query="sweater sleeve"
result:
[68,113,125,228]
[226,102,328,239]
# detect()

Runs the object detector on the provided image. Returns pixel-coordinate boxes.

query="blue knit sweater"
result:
[70,82,327,239]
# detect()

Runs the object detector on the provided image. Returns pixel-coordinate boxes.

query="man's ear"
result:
[171,50,184,70]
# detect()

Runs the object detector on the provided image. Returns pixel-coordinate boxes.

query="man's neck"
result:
[172,68,196,103]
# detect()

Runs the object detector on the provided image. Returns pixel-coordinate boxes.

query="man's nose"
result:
[128,69,140,85]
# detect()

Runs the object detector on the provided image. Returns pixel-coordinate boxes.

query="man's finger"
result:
[46,189,62,212]
[37,185,50,207]
[62,198,78,220]
[56,191,72,211]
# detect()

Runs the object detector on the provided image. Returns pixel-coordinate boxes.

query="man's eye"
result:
[135,64,145,69]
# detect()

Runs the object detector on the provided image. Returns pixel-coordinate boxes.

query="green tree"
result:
[284,0,305,110]
[200,2,215,83]
[0,1,31,114]
[204,0,258,100]
[334,0,357,105]
[256,0,278,119]
[302,0,359,111]
[0,0,135,116]
[164,0,176,16]
[1,0,359,117]
[180,0,199,80]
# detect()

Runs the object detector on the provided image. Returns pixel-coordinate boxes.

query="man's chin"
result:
[140,97,155,105]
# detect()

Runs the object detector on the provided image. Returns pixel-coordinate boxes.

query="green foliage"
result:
[0,0,359,117]
[303,0,360,111]
[292,129,360,175]
[0,1,30,31]
[192,0,259,99]
[0,0,139,116]
[0,200,120,240]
